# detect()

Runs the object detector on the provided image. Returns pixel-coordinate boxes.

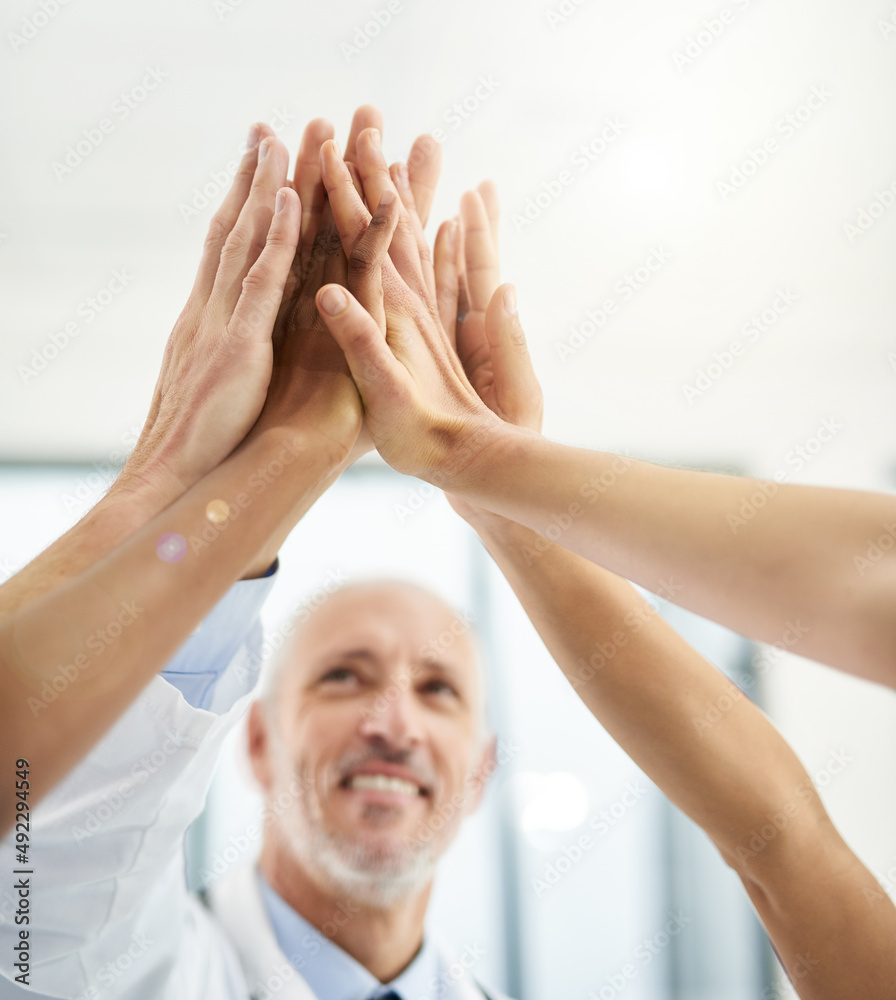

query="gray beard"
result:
[276,777,443,909]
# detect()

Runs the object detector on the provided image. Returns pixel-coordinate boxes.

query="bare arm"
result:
[467,507,896,999]
[462,438,896,689]
[0,120,293,622]
[313,144,896,689]
[0,114,412,832]
[321,171,896,996]
[0,108,443,621]
[440,194,896,997]
[0,426,343,834]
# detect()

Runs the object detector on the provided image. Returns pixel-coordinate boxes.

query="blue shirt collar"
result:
[257,870,441,1000]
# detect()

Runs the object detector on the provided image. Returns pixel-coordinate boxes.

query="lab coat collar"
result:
[205,864,505,1000]
[207,863,317,1000]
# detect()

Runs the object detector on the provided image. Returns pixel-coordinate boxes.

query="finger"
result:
[345,104,383,164]
[191,121,275,303]
[316,283,404,414]
[433,220,459,346]
[210,135,291,317]
[226,187,301,348]
[321,140,375,256]
[407,134,442,229]
[306,200,346,290]
[319,202,349,290]
[455,214,470,330]
[477,179,500,250]
[354,129,427,293]
[484,283,543,432]
[346,161,365,198]
[345,190,401,331]
[292,118,336,267]
[460,189,499,314]
[391,160,436,301]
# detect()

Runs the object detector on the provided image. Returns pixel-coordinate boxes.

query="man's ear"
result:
[464,734,499,816]
[247,700,274,791]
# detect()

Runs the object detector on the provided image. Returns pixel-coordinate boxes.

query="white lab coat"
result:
[0,593,510,1000]
[205,864,509,1000]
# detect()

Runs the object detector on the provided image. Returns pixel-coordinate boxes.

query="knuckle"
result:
[220,226,266,266]
[236,151,257,177]
[230,160,256,192]
[240,267,269,295]
[368,209,393,235]
[417,240,433,268]
[220,226,249,260]
[347,242,376,277]
[203,216,230,254]
[263,225,296,252]
[314,224,343,257]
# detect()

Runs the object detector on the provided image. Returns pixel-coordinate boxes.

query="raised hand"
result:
[314,140,527,489]
[445,184,542,433]
[427,183,543,521]
[117,124,299,505]
[245,198,363,467]
[283,112,444,465]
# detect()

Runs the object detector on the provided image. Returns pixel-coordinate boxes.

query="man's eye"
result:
[320,667,357,684]
[422,679,457,698]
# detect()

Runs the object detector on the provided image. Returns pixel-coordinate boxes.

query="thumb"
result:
[484,283,543,432]
[315,284,405,404]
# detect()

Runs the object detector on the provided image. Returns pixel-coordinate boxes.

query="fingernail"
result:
[258,137,272,161]
[379,190,395,208]
[275,188,287,214]
[331,139,342,158]
[446,220,457,251]
[319,285,348,315]
[370,128,381,148]
[503,285,517,315]
[397,162,409,187]
[247,124,260,150]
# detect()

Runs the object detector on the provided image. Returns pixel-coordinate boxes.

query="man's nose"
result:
[358,684,424,747]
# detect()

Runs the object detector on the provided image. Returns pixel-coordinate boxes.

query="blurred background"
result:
[1,0,895,997]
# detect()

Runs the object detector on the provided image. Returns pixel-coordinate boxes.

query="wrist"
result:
[432,418,536,504]
[245,424,354,483]
[100,467,183,535]
[109,451,190,518]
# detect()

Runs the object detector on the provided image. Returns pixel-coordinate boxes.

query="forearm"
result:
[0,429,341,832]
[0,448,288,622]
[0,468,183,619]
[457,429,896,686]
[466,509,821,855]
[467,510,896,997]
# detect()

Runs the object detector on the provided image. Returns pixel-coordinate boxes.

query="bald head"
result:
[249,580,497,908]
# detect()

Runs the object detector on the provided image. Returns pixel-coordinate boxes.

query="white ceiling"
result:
[1,0,894,493]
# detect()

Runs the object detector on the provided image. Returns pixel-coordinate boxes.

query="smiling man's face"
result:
[249,583,493,906]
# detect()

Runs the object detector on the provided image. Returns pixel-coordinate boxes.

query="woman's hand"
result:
[314,139,525,490]
[431,183,543,522]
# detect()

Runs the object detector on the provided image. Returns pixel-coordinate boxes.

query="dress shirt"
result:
[258,871,442,1000]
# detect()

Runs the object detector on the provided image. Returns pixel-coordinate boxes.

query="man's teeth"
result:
[348,774,421,796]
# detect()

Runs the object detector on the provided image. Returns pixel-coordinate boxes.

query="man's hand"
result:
[115,125,299,509]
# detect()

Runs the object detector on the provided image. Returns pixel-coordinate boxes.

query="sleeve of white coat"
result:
[160,560,278,712]
[0,573,277,999]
